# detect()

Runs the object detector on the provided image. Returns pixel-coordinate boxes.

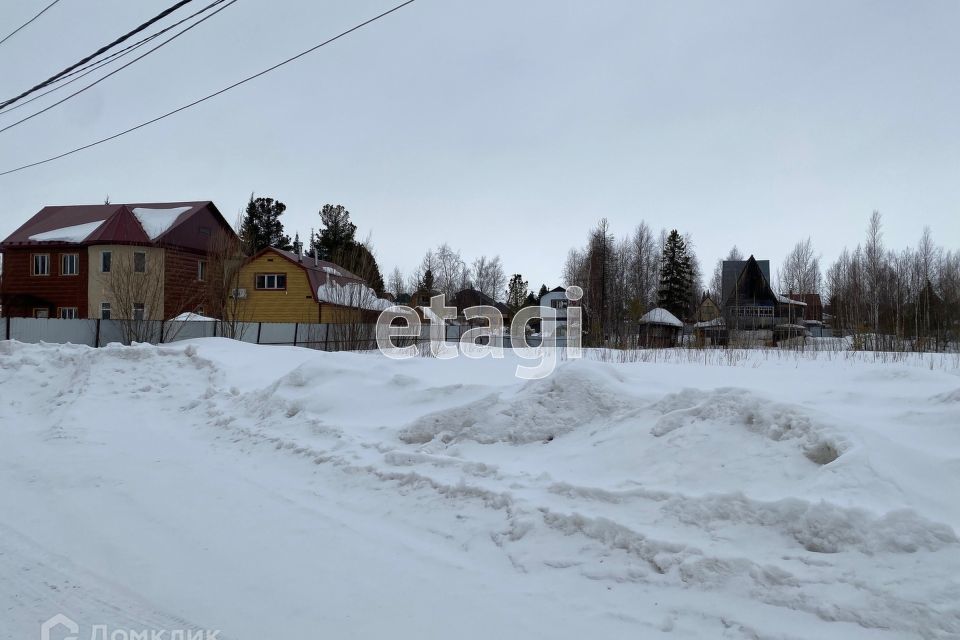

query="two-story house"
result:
[234,246,388,324]
[0,201,236,320]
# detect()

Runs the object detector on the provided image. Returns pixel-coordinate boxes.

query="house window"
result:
[58,307,78,319]
[133,251,146,273]
[551,299,569,310]
[197,259,207,282]
[255,273,286,290]
[33,308,49,318]
[32,254,50,276]
[100,302,111,320]
[133,303,145,321]
[61,253,79,276]
[101,251,112,273]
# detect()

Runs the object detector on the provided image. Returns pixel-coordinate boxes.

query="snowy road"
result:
[1,339,959,639]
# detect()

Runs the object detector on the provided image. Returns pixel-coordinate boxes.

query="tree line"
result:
[562,212,959,351]
[563,218,702,346]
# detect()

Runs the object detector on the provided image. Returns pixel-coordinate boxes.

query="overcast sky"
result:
[1,0,957,293]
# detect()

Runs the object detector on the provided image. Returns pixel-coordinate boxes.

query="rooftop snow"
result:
[638,307,683,327]
[317,281,392,311]
[131,206,192,240]
[27,219,106,243]
[776,294,807,306]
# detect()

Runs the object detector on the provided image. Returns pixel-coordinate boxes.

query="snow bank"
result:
[2,339,959,639]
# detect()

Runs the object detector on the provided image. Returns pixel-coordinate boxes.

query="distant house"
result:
[638,308,683,348]
[538,286,576,335]
[696,294,720,323]
[450,288,511,326]
[711,255,807,345]
[0,201,236,320]
[234,247,387,324]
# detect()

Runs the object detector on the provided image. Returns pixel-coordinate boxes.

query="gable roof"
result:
[721,257,771,305]
[249,247,367,303]
[450,288,510,314]
[725,256,778,306]
[1,201,230,249]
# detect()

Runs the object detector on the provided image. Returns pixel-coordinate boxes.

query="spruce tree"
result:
[506,274,528,311]
[537,284,548,303]
[657,229,693,319]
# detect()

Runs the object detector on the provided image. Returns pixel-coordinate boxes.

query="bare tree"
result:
[778,237,821,296]
[205,225,249,339]
[470,255,506,302]
[387,267,405,299]
[102,250,166,344]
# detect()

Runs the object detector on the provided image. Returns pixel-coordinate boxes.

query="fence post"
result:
[293,322,299,347]
[95,319,101,348]
[256,322,262,345]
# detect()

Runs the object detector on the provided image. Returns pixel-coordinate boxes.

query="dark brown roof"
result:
[451,288,510,315]
[1,201,229,249]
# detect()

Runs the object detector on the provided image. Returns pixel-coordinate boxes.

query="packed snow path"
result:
[1,339,959,639]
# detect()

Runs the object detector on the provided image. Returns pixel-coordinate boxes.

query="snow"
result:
[639,307,683,327]
[694,317,725,328]
[777,293,807,306]
[131,206,192,240]
[320,265,342,275]
[316,280,393,310]
[170,312,216,322]
[27,219,106,243]
[1,339,959,639]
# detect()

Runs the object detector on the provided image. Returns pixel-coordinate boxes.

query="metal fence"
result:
[0,317,565,351]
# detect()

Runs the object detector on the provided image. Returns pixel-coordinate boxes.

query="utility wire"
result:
[0,0,416,177]
[0,0,236,132]
[0,0,63,48]
[0,0,228,116]
[0,0,194,110]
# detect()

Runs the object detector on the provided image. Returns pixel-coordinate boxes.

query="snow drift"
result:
[1,339,959,639]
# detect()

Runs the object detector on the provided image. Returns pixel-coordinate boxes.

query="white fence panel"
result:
[257,322,297,345]
[234,322,260,343]
[9,318,98,346]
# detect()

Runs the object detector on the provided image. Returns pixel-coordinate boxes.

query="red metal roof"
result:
[1,201,218,247]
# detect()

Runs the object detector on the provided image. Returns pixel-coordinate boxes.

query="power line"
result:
[0,0,195,110]
[0,0,228,116]
[0,0,63,48]
[0,0,236,133]
[0,0,417,177]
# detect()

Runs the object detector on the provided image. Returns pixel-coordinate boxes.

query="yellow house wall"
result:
[237,252,319,323]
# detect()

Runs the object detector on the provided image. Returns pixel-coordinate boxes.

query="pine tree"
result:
[506,274,528,311]
[239,195,292,254]
[422,269,435,292]
[657,229,693,319]
[312,204,357,260]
